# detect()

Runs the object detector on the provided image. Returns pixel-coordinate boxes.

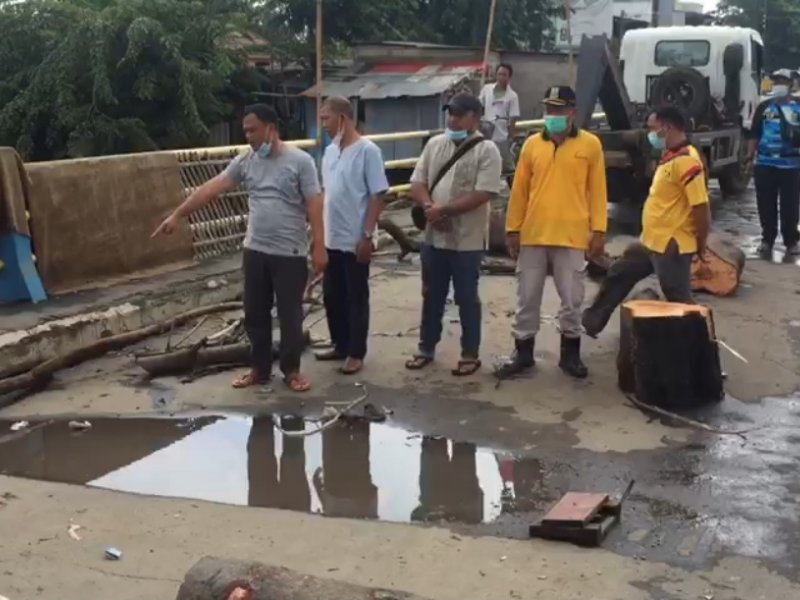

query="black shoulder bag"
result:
[411,136,486,231]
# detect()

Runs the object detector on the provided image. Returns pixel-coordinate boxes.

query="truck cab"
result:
[571,27,762,203]
[619,26,764,129]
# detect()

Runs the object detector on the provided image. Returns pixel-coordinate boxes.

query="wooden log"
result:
[617,287,661,393]
[691,233,746,296]
[176,556,434,600]
[618,299,724,410]
[0,302,242,399]
[136,331,312,377]
[378,217,420,258]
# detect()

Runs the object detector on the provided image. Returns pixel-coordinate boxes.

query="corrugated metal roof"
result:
[301,63,482,99]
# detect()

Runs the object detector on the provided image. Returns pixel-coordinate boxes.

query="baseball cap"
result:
[542,85,576,107]
[443,92,483,116]
[771,68,793,81]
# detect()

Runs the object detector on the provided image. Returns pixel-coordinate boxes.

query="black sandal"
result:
[405,355,433,370]
[452,359,482,377]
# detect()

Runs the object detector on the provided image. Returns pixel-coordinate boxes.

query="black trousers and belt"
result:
[243,248,308,379]
[754,165,800,247]
[323,249,370,360]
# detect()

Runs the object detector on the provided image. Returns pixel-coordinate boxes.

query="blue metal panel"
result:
[0,233,47,304]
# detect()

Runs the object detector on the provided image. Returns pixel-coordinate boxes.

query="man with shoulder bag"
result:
[405,93,503,377]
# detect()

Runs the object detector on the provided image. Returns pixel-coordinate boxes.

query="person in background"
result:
[152,103,326,393]
[405,93,502,377]
[314,96,389,375]
[748,68,800,258]
[582,105,710,337]
[479,63,520,174]
[496,86,607,380]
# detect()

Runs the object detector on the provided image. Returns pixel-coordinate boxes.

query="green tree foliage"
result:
[260,0,557,64]
[712,0,800,70]
[0,0,255,160]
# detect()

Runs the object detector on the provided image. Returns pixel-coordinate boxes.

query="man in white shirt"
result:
[479,63,521,173]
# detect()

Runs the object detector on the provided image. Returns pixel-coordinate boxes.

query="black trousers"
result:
[754,165,800,247]
[243,249,308,379]
[323,249,370,359]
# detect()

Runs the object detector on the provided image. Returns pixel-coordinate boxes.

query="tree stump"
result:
[691,233,746,296]
[175,557,435,600]
[617,299,724,410]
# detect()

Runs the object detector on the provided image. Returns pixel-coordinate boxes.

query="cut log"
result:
[378,217,420,258]
[691,233,746,296]
[176,556,434,600]
[616,288,661,393]
[617,299,724,410]
[0,302,242,400]
[136,331,312,378]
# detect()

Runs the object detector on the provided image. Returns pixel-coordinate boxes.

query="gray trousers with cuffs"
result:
[512,246,585,340]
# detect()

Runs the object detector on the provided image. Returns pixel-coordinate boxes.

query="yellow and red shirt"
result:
[641,145,708,254]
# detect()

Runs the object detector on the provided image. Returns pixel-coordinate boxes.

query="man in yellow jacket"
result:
[582,105,711,337]
[497,86,607,379]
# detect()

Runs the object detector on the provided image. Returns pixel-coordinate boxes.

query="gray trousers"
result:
[513,246,585,340]
[582,240,693,336]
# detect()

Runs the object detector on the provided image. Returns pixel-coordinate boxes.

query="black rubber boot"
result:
[494,338,535,378]
[559,335,588,379]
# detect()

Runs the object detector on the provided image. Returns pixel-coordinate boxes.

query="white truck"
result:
[575,26,764,202]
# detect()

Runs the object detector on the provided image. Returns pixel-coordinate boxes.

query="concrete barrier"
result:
[26,152,194,294]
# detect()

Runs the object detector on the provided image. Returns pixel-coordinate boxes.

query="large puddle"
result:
[0,415,546,525]
[3,392,800,579]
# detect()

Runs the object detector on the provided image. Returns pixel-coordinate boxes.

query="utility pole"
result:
[480,0,499,88]
[564,0,575,86]
[315,0,323,157]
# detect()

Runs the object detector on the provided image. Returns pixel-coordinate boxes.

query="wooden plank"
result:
[541,492,609,526]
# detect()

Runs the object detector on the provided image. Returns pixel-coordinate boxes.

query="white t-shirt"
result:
[479,84,520,142]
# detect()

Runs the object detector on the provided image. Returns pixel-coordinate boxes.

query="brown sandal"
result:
[452,359,481,377]
[232,370,268,389]
[284,372,311,393]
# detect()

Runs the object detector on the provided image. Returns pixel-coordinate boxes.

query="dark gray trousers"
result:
[243,249,308,379]
[582,239,693,336]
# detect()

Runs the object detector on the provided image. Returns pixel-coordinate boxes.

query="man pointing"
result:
[153,104,326,393]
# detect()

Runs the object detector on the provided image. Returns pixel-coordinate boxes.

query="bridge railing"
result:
[175,113,607,260]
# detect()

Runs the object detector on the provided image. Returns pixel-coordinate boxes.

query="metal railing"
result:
[176,113,606,260]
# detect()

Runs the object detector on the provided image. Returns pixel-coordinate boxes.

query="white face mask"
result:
[773,84,790,98]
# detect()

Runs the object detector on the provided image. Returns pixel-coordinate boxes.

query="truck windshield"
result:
[654,40,710,67]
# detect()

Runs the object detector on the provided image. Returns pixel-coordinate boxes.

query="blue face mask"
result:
[647,131,666,151]
[543,115,569,135]
[256,142,272,159]
[445,128,469,142]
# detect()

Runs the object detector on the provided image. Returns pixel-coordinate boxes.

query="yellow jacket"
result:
[506,129,607,250]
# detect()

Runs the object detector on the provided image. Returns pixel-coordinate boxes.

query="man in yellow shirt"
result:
[582,105,711,337]
[496,86,607,379]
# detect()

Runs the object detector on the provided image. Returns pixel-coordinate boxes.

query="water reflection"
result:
[315,421,378,519]
[247,416,310,511]
[0,416,541,525]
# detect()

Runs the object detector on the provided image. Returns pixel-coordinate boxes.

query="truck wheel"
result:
[650,67,710,122]
[718,142,751,198]
[718,163,751,197]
